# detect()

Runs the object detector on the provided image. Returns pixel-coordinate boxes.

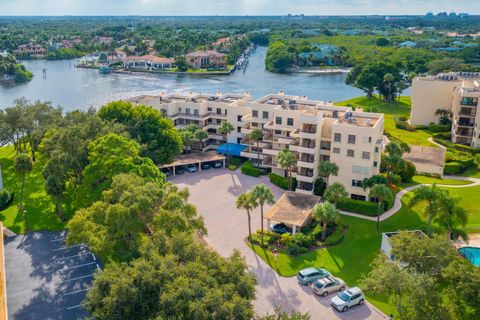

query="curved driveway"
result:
[173,169,387,320]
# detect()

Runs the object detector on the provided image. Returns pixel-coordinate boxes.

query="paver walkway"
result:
[173,169,387,320]
[339,175,480,222]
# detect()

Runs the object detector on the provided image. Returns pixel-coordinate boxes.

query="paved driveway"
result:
[173,168,387,320]
[4,231,101,320]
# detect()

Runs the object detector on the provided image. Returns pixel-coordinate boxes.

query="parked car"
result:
[201,162,211,170]
[312,276,346,297]
[175,166,185,175]
[186,164,197,173]
[213,161,223,168]
[270,223,292,235]
[161,168,172,177]
[296,267,330,286]
[331,287,365,312]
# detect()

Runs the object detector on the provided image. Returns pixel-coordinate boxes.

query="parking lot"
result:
[4,231,101,320]
[173,168,387,319]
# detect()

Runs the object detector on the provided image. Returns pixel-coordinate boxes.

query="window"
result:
[333,147,340,154]
[348,135,356,144]
[351,194,366,201]
[179,107,182,112]
[275,130,282,135]
[347,149,354,157]
[224,109,228,115]
[262,111,269,119]
[375,147,379,153]
[362,152,370,160]
[186,108,190,114]
[237,115,243,122]
[207,107,212,112]
[334,133,341,142]
[373,161,378,167]
[252,110,258,118]
[216,108,221,115]
[237,137,242,143]
[275,117,282,125]
[352,165,371,175]
[194,109,199,116]
[216,119,221,124]
[363,136,372,143]
[352,179,363,187]
[320,141,331,150]
[287,118,294,126]
[237,126,241,133]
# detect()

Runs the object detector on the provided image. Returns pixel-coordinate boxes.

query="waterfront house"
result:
[297,44,339,66]
[14,44,47,58]
[185,50,227,69]
[122,55,174,70]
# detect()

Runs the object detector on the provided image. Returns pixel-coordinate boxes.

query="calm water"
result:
[1,47,367,111]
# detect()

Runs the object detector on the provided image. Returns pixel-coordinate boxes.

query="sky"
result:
[0,0,478,16]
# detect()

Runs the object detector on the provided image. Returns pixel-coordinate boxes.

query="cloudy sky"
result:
[0,0,478,16]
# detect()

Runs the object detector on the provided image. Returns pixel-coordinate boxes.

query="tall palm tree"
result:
[219,121,234,165]
[248,129,263,168]
[276,148,297,191]
[323,182,348,207]
[437,194,468,240]
[409,184,445,236]
[251,184,274,244]
[14,153,33,227]
[193,129,208,152]
[369,184,394,233]
[236,191,257,240]
[312,201,340,241]
[317,161,339,186]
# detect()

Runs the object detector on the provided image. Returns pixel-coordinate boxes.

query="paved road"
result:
[173,168,387,320]
[4,231,101,320]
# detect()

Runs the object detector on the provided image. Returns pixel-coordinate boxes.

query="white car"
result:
[186,164,197,173]
[330,287,365,312]
[312,276,346,297]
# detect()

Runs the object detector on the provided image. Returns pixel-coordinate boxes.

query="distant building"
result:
[122,55,174,70]
[185,50,227,69]
[94,36,113,45]
[14,44,47,58]
[398,41,417,48]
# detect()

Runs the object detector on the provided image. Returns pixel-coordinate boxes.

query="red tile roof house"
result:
[122,55,174,70]
[14,44,47,58]
[185,50,227,69]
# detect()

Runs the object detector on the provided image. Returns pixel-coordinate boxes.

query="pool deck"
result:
[454,233,480,249]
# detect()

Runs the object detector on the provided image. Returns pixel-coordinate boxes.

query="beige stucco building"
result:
[410,72,480,148]
[126,92,384,199]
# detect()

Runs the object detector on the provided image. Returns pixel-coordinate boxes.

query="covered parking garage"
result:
[159,152,226,176]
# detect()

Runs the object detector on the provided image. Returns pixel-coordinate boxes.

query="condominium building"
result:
[410,72,480,147]
[126,92,384,199]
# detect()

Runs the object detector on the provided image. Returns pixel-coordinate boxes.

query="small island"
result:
[0,53,33,85]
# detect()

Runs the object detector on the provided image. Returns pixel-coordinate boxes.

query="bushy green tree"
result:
[312,201,340,241]
[276,148,297,191]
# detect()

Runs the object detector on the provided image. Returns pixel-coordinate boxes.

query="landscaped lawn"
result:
[412,175,472,186]
[337,96,437,147]
[0,146,65,234]
[442,185,480,233]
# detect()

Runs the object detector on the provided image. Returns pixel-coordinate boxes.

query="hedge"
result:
[395,120,416,131]
[453,144,480,154]
[428,123,451,133]
[240,161,263,177]
[268,173,296,190]
[444,162,464,175]
[337,198,379,217]
[325,228,344,246]
[0,189,14,211]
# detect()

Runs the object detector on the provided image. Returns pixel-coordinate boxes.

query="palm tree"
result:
[193,129,208,151]
[312,201,340,241]
[14,153,33,227]
[383,142,411,184]
[317,161,339,185]
[251,184,275,243]
[218,121,234,165]
[437,194,468,239]
[409,184,445,236]
[236,191,257,240]
[179,129,194,154]
[276,148,297,191]
[248,129,263,168]
[369,184,394,233]
[323,182,348,207]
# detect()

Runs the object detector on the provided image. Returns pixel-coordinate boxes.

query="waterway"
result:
[1,47,371,111]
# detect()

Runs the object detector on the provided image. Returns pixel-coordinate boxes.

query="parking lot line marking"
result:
[60,274,94,283]
[66,303,87,310]
[92,254,96,261]
[96,264,101,271]
[50,238,66,243]
[53,243,87,251]
[63,288,90,296]
[58,262,97,271]
[54,252,91,261]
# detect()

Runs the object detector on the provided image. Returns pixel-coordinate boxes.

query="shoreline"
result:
[288,67,352,74]
[76,64,236,76]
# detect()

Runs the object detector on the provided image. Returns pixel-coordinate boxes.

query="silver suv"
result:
[330,287,365,312]
[312,276,346,297]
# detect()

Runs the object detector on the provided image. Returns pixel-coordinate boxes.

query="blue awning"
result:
[216,143,248,157]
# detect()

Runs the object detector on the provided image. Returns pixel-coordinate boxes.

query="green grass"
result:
[337,96,436,147]
[0,146,65,234]
[411,175,472,186]
[442,185,480,233]
[462,167,480,179]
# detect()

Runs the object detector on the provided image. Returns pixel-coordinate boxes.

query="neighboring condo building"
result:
[410,72,480,148]
[126,92,384,199]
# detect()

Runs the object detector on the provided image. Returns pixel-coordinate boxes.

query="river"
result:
[1,47,371,111]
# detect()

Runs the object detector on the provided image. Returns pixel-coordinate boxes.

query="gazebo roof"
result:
[265,191,321,227]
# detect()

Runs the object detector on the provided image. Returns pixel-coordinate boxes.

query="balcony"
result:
[241,123,253,135]
[459,109,477,117]
[296,174,315,183]
[460,98,478,106]
[297,160,315,169]
[456,129,474,137]
[290,145,316,154]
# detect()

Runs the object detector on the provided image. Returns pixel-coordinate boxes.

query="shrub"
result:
[395,120,416,131]
[250,230,276,246]
[398,160,416,182]
[444,162,464,175]
[228,158,243,170]
[453,144,480,154]
[428,122,451,133]
[240,161,263,177]
[433,132,451,140]
[291,233,313,248]
[268,173,296,190]
[0,189,14,211]
[279,233,293,246]
[415,125,429,130]
[313,178,326,196]
[398,116,408,122]
[337,198,379,216]
[325,228,344,246]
